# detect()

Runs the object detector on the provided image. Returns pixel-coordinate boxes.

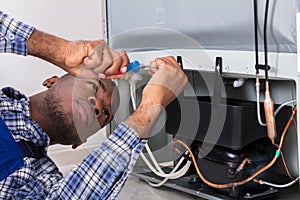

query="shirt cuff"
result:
[0,11,35,55]
[108,122,146,153]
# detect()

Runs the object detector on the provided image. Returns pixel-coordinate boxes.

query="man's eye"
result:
[87,81,98,93]
[102,109,109,120]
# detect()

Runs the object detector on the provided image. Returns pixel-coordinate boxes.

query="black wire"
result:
[264,0,270,83]
[253,0,259,74]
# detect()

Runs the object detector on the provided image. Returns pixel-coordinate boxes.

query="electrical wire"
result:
[254,0,277,139]
[156,161,174,168]
[277,106,296,151]
[256,79,266,126]
[274,100,296,177]
[143,154,192,187]
[129,76,137,110]
[274,100,296,117]
[256,85,296,126]
[145,163,192,187]
[276,105,298,181]
[253,0,266,126]
[253,0,259,75]
[129,68,297,189]
[263,0,270,83]
[128,74,191,185]
[254,177,299,188]
[139,151,191,179]
[262,0,278,144]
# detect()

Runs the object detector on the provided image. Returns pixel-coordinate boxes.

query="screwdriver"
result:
[116,60,150,74]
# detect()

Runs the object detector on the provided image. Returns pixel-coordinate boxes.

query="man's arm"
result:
[27,30,129,79]
[0,10,129,79]
[46,56,187,200]
[126,56,188,138]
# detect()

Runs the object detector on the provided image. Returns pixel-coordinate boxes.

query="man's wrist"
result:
[125,101,163,139]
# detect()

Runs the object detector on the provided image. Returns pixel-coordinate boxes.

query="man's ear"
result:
[42,76,59,88]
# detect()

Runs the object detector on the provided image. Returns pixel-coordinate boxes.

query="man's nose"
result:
[88,96,101,117]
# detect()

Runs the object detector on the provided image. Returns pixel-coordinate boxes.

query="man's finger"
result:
[83,43,105,69]
[103,50,125,76]
[92,46,113,74]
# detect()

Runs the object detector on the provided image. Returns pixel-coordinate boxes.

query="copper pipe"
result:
[236,158,252,173]
[278,106,296,148]
[264,83,277,144]
[256,105,297,183]
[280,151,294,180]
[174,140,280,189]
[173,107,297,189]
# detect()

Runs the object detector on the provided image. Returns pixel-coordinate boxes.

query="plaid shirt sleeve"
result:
[47,122,147,200]
[0,11,35,55]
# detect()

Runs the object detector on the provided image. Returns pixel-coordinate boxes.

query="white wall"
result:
[0,0,104,95]
[0,0,108,168]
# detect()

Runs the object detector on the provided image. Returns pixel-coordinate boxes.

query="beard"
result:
[44,91,81,145]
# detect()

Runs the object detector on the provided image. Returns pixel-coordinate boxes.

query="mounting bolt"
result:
[245,193,251,198]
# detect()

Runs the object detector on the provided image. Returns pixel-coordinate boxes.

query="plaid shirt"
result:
[0,11,147,199]
[0,11,34,55]
[0,87,146,200]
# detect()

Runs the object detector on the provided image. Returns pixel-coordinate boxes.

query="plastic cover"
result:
[106,0,299,53]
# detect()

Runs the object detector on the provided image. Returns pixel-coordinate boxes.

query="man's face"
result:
[44,74,119,145]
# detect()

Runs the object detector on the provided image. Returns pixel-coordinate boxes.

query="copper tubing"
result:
[174,140,278,189]
[264,83,277,144]
[174,140,279,189]
[278,106,296,148]
[174,139,235,188]
[236,158,252,173]
[280,151,294,180]
[173,106,297,189]
[256,105,297,183]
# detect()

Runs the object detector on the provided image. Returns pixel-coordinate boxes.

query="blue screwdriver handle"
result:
[127,61,141,73]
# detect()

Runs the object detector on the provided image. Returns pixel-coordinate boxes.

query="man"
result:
[0,11,188,199]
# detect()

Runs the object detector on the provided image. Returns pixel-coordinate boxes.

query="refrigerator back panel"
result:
[106,0,299,53]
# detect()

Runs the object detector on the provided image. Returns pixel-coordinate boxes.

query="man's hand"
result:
[143,56,187,107]
[125,56,188,138]
[63,39,129,79]
[27,30,129,79]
